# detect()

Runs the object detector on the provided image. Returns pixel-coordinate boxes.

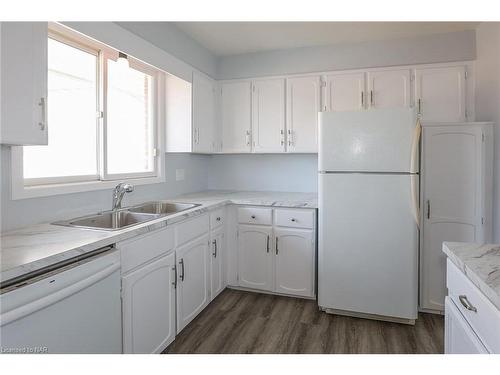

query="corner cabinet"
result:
[1,22,48,145]
[420,123,493,312]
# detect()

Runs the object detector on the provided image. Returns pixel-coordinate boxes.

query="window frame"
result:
[11,23,165,200]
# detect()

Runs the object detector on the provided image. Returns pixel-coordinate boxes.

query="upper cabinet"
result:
[367,69,411,109]
[192,72,218,153]
[415,66,467,122]
[220,81,252,153]
[324,72,365,111]
[286,75,321,153]
[165,74,192,152]
[1,22,48,145]
[251,78,285,153]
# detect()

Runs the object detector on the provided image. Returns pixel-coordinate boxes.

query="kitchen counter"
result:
[443,242,500,311]
[0,190,317,284]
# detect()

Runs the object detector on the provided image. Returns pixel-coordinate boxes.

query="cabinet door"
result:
[275,228,315,297]
[325,72,365,112]
[445,297,488,354]
[192,71,216,153]
[286,76,321,153]
[367,69,411,109]
[176,234,210,332]
[251,78,285,153]
[210,226,225,300]
[221,81,251,153]
[415,66,466,122]
[122,252,176,354]
[1,22,48,145]
[421,126,484,312]
[237,224,273,291]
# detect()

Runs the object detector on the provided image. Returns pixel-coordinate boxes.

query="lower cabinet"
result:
[275,228,314,297]
[238,224,274,291]
[122,252,176,354]
[210,226,225,299]
[445,297,488,354]
[176,234,210,333]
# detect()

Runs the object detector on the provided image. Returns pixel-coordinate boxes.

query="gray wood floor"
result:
[164,289,444,354]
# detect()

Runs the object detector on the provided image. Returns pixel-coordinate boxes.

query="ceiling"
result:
[174,22,479,56]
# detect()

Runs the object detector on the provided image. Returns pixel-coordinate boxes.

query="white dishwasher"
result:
[0,247,122,354]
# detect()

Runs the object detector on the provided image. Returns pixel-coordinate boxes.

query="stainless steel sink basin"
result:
[54,210,161,231]
[128,201,201,215]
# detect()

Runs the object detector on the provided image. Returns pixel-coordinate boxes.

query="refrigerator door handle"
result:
[410,118,422,174]
[411,174,420,228]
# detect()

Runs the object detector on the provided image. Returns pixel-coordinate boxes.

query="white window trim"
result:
[11,24,166,200]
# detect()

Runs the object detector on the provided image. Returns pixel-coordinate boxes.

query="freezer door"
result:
[318,108,419,173]
[318,173,418,320]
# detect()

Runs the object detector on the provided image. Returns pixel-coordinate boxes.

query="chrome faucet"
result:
[112,182,134,210]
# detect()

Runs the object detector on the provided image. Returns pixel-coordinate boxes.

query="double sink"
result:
[54,202,201,231]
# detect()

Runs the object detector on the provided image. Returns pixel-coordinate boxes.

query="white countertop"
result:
[0,190,317,284]
[443,242,500,311]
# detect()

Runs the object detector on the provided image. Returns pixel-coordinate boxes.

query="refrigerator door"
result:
[318,173,418,320]
[318,108,419,173]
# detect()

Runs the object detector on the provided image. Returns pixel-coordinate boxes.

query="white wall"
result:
[1,147,209,231]
[475,22,500,242]
[207,154,318,193]
[116,22,217,78]
[217,30,476,79]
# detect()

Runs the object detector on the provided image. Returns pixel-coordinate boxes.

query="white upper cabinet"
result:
[367,69,411,109]
[251,78,285,153]
[1,22,48,145]
[415,66,467,122]
[165,74,192,152]
[286,75,321,153]
[324,72,365,111]
[192,71,217,153]
[221,81,252,153]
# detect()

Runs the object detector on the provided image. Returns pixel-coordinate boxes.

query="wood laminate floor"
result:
[164,289,444,354]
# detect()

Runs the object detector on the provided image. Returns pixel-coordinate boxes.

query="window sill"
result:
[11,175,166,200]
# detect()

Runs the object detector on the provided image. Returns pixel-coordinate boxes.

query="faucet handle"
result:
[123,184,134,193]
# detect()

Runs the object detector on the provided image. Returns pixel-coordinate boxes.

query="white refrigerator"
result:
[318,108,420,323]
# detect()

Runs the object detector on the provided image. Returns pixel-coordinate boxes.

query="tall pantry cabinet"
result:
[419,122,493,312]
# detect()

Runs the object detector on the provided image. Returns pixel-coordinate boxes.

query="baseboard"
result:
[418,307,445,315]
[320,307,416,325]
[227,285,316,300]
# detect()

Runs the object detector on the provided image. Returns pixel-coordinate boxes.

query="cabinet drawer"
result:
[119,227,175,274]
[237,207,272,225]
[210,208,226,230]
[176,214,209,246]
[274,208,315,229]
[447,259,500,353]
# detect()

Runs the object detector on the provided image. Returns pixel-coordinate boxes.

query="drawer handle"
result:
[179,259,185,282]
[251,215,256,219]
[216,217,221,221]
[459,295,477,313]
[290,218,297,222]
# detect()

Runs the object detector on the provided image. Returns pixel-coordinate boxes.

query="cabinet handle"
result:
[287,129,292,147]
[418,99,422,116]
[275,237,279,255]
[266,235,270,253]
[251,215,256,219]
[370,90,374,106]
[426,200,431,219]
[179,259,185,281]
[172,266,177,289]
[38,97,47,131]
[459,295,477,312]
[216,217,221,222]
[280,129,284,146]
[212,239,217,258]
[290,218,296,222]
[245,130,251,146]
[361,91,364,108]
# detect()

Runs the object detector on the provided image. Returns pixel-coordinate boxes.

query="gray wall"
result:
[216,30,476,79]
[116,22,217,78]
[207,154,318,193]
[1,147,209,231]
[475,22,500,242]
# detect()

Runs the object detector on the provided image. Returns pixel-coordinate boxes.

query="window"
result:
[20,24,163,193]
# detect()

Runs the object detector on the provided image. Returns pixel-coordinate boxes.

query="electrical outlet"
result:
[175,169,185,181]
